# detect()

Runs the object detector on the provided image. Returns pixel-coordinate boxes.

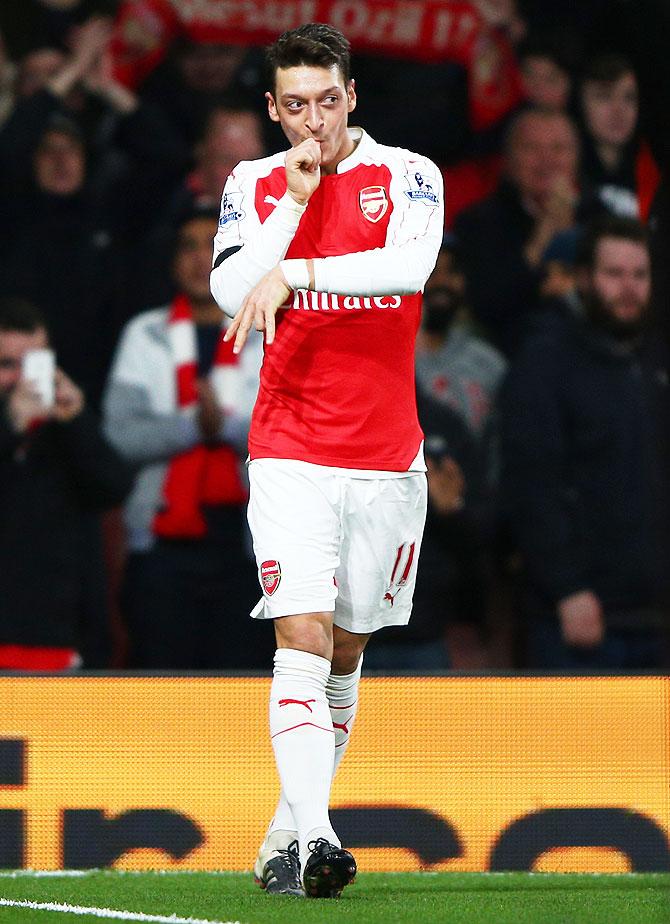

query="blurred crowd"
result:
[0,0,669,671]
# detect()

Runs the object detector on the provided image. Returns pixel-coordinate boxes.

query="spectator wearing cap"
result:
[539,228,580,302]
[103,207,271,669]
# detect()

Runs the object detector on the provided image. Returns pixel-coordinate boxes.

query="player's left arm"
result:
[281,154,444,296]
[224,155,443,352]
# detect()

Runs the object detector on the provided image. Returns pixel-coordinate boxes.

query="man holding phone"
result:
[5,332,82,432]
[0,296,132,671]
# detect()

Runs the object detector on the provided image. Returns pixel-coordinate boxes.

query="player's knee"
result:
[274,612,334,661]
[332,627,369,674]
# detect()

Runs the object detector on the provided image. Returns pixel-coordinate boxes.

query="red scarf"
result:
[152,295,247,539]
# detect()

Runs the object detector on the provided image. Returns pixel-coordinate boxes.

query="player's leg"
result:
[329,626,370,777]
[255,612,335,896]
[248,460,345,896]
[335,473,427,638]
[268,613,359,899]
[328,471,427,807]
[256,627,364,895]
[270,612,340,854]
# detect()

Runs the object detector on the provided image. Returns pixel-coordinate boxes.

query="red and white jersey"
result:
[211,129,444,471]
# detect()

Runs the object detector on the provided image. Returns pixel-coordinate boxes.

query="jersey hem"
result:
[248,446,425,473]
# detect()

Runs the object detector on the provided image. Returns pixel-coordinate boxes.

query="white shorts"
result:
[247,459,427,634]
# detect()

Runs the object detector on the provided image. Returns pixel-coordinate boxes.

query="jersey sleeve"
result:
[210,160,306,318]
[307,153,444,296]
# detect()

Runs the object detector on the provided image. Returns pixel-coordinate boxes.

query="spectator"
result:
[517,35,573,112]
[185,103,265,210]
[1,113,127,408]
[501,215,670,668]
[0,20,188,211]
[577,54,659,220]
[0,17,111,188]
[454,107,588,355]
[0,0,116,61]
[538,228,580,301]
[103,206,270,669]
[415,239,508,452]
[365,388,486,669]
[0,296,132,671]
[136,103,265,311]
[138,40,259,150]
[0,31,15,126]
[412,244,507,667]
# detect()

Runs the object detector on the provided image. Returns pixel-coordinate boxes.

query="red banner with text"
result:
[111,0,523,129]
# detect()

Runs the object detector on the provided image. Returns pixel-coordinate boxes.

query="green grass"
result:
[0,871,668,924]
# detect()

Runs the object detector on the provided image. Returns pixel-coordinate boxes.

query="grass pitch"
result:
[0,870,668,924]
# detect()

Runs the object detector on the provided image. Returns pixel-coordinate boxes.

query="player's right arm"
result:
[210,140,320,318]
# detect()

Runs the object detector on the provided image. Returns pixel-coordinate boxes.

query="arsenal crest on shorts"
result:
[359,186,388,223]
[261,559,281,596]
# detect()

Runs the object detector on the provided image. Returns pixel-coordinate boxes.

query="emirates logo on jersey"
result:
[359,186,388,223]
[261,560,281,596]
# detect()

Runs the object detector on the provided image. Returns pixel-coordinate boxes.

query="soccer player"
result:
[210,23,443,898]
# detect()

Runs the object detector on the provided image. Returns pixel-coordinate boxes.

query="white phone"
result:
[22,348,56,408]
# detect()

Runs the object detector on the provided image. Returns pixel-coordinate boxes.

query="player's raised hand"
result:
[224,265,291,353]
[285,138,322,205]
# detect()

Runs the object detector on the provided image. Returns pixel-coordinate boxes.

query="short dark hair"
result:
[39,112,86,149]
[581,54,635,87]
[196,98,262,143]
[171,203,220,259]
[265,23,351,94]
[176,203,221,231]
[575,215,649,269]
[517,33,574,75]
[0,296,47,334]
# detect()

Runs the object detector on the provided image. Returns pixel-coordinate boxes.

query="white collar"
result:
[334,127,373,174]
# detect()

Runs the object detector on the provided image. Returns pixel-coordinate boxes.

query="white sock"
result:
[326,654,363,778]
[266,653,364,846]
[269,648,339,866]
[267,793,296,837]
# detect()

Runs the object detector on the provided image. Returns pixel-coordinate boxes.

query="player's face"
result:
[266,64,356,173]
[582,237,650,333]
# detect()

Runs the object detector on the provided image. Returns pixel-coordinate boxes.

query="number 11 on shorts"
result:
[383,541,416,606]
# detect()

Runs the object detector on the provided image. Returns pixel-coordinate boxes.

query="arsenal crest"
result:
[359,186,388,223]
[261,559,281,596]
